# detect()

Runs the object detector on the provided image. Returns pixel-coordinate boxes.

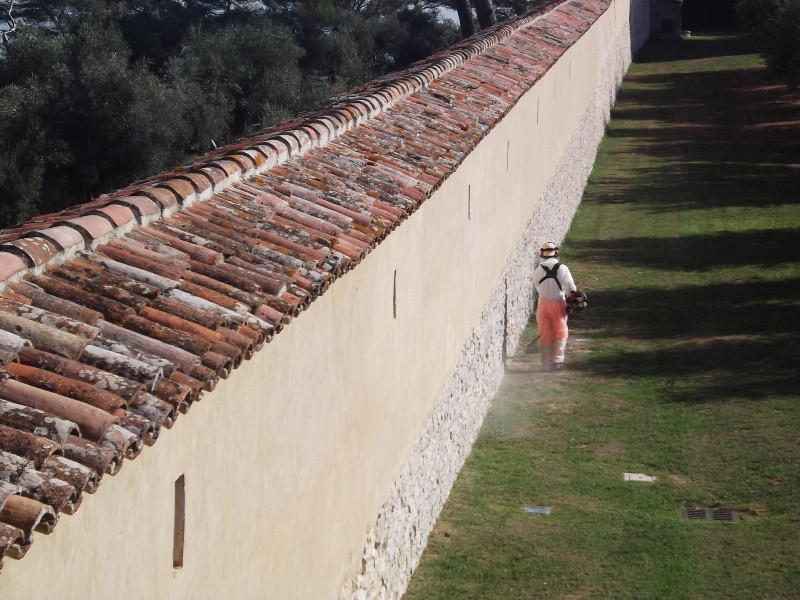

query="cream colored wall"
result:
[0,1,635,597]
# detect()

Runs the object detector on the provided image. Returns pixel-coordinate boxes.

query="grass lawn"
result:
[403,34,800,599]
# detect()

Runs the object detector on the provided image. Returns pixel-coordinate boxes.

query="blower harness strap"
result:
[538,262,562,291]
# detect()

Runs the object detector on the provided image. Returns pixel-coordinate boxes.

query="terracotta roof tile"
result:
[57,215,115,244]
[0,521,28,563]
[108,196,162,224]
[174,173,214,199]
[0,378,118,442]
[247,145,280,169]
[7,281,104,325]
[0,255,29,282]
[96,243,186,281]
[234,148,269,170]
[157,179,197,207]
[288,129,314,153]
[0,492,58,542]
[301,123,325,145]
[0,398,79,443]
[212,157,246,179]
[24,273,133,325]
[89,205,137,229]
[98,422,140,460]
[15,348,143,404]
[196,164,230,187]
[137,187,180,212]
[0,424,60,470]
[0,296,100,340]
[78,344,164,392]
[212,158,245,178]
[0,311,89,360]
[137,227,224,266]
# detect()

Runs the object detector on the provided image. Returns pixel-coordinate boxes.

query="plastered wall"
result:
[341,0,650,597]
[0,0,649,597]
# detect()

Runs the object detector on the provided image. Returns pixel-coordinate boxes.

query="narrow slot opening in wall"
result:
[393,270,397,319]
[468,185,471,220]
[506,141,510,170]
[502,278,509,366]
[173,474,185,569]
[537,98,540,124]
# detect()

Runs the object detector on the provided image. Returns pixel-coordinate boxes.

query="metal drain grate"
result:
[682,508,739,521]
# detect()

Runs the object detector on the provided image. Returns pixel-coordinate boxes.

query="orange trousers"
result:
[536,299,568,365]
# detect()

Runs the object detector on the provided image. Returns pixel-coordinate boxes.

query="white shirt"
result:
[534,257,577,301]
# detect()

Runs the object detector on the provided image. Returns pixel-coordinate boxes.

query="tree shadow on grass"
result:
[586,164,799,211]
[602,123,800,165]
[601,120,800,165]
[573,229,800,271]
[589,41,800,214]
[576,277,800,340]
[570,273,800,403]
[568,34,800,405]
[632,36,754,65]
[573,335,800,403]
[591,83,800,212]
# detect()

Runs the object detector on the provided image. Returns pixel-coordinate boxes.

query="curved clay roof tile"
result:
[89,205,137,229]
[0,379,117,442]
[0,494,58,541]
[0,399,79,444]
[61,434,119,477]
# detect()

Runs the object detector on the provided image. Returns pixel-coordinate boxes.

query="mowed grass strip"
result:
[404,35,800,600]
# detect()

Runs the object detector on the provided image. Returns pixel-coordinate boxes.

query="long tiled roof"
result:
[0,0,610,569]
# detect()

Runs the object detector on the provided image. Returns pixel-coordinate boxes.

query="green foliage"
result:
[298,8,375,84]
[68,22,189,187]
[393,6,459,67]
[494,0,545,20]
[738,0,800,82]
[118,0,198,71]
[0,0,462,229]
[0,32,75,224]
[168,18,322,143]
[0,21,189,223]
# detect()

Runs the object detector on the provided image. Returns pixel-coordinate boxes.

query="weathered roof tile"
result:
[22,225,86,253]
[158,179,197,207]
[0,378,117,442]
[0,493,57,542]
[89,205,137,229]
[108,196,161,224]
[174,173,214,199]
[59,216,115,244]
[0,238,60,269]
[196,164,229,187]
[138,187,180,212]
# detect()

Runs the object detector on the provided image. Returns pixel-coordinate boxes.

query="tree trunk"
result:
[452,0,477,37]
[1,0,18,47]
[472,0,497,28]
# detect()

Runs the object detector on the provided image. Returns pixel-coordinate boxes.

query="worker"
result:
[533,242,577,371]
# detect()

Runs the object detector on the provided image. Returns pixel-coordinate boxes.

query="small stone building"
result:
[652,0,683,37]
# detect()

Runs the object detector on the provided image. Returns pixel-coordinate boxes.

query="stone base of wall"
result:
[339,8,648,600]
